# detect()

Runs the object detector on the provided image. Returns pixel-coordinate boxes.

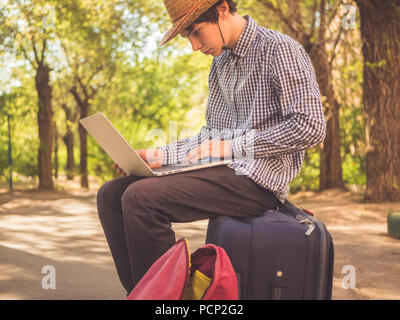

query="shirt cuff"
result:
[157,144,177,165]
[231,130,257,160]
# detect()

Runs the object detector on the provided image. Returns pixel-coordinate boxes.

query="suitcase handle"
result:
[279,200,300,219]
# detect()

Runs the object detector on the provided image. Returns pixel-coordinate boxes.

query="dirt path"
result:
[0,181,399,300]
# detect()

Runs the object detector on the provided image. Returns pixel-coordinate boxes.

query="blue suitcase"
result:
[205,200,334,300]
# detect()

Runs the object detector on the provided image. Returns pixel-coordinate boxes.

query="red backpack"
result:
[127,238,238,300]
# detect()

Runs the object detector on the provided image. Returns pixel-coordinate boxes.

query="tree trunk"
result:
[35,63,54,190]
[355,0,400,202]
[54,121,59,179]
[70,85,90,189]
[62,104,76,180]
[78,103,89,189]
[309,45,345,190]
[63,130,75,180]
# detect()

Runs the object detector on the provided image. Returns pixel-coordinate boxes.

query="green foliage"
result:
[0,85,39,182]
[387,212,400,239]
[336,39,365,188]
[290,148,321,193]
[342,152,365,186]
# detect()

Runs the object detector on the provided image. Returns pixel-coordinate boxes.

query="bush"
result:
[387,212,400,239]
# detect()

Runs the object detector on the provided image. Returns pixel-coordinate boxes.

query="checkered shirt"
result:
[158,16,326,202]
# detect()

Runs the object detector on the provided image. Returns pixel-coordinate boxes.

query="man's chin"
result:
[213,48,224,57]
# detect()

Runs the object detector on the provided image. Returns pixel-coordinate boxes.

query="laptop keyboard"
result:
[152,163,197,173]
[152,157,223,173]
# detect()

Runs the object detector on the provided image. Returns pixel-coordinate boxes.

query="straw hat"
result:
[160,0,220,46]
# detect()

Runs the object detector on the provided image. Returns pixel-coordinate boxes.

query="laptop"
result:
[79,113,232,177]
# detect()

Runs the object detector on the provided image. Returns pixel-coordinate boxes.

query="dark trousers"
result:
[96,166,280,294]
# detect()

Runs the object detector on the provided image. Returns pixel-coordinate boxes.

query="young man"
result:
[97,0,326,295]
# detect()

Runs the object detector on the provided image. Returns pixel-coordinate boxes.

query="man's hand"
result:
[113,163,127,176]
[137,148,164,169]
[113,149,164,176]
[183,140,232,164]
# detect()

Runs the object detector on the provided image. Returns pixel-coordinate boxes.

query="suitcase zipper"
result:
[312,219,328,299]
[300,216,328,299]
[298,217,326,299]
[281,201,330,299]
[299,219,315,236]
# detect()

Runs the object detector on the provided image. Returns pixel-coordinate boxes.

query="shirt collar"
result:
[228,15,258,59]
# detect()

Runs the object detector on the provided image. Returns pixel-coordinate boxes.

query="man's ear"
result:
[216,1,230,20]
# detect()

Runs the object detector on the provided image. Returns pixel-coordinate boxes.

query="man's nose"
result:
[189,37,202,51]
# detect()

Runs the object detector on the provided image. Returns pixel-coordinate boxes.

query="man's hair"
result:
[185,0,238,33]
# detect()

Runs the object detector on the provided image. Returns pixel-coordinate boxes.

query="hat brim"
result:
[159,0,220,46]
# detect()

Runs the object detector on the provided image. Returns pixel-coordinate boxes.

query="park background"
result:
[0,0,399,300]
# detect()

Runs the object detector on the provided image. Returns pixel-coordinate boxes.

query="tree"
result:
[52,78,78,181]
[354,0,400,202]
[1,1,58,189]
[61,102,77,180]
[56,0,124,188]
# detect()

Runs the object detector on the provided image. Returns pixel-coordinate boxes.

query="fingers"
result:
[183,153,198,164]
[136,149,147,160]
[147,162,162,169]
[113,148,165,175]
[142,148,164,167]
[183,142,208,164]
[183,140,230,164]
[113,163,126,176]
